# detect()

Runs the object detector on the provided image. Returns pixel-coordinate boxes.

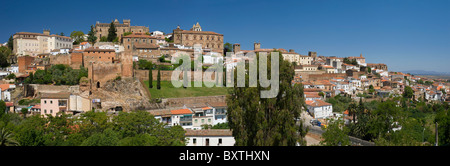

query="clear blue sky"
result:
[1,0,449,72]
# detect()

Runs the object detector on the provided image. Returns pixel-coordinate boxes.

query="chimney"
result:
[233,44,241,54]
[254,42,260,50]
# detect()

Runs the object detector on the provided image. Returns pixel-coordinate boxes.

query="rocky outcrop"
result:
[92,77,161,111]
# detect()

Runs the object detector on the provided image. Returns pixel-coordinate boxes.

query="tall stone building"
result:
[171,22,224,54]
[123,33,160,62]
[94,19,149,43]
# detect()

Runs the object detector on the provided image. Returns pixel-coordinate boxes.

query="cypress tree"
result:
[87,25,97,45]
[7,35,13,51]
[149,63,153,88]
[107,22,117,42]
[157,65,161,90]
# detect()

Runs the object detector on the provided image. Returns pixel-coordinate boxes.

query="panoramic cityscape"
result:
[0,0,449,156]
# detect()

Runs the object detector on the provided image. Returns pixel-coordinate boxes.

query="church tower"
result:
[190,22,202,31]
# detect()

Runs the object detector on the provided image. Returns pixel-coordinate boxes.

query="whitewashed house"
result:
[185,129,235,146]
[305,99,333,119]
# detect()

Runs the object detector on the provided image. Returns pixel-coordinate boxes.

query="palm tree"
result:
[0,127,19,146]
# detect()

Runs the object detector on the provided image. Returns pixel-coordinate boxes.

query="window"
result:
[50,110,53,114]
[208,119,211,123]
[44,100,47,104]
[193,138,197,144]
[201,119,205,123]
[50,101,53,104]
[218,138,222,144]
[195,119,198,123]
[206,139,209,146]
[44,110,47,114]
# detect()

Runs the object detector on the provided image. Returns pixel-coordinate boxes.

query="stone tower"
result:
[123,19,130,26]
[191,22,202,31]
[254,42,261,50]
[233,43,241,54]
[43,29,50,35]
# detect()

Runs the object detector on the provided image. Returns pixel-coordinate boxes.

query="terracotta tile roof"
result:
[305,100,332,107]
[5,102,13,107]
[32,105,41,109]
[0,84,14,91]
[202,107,212,110]
[185,129,232,136]
[304,92,321,98]
[170,109,192,115]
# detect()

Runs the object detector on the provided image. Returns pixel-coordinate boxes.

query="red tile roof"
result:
[305,100,332,107]
[171,109,193,115]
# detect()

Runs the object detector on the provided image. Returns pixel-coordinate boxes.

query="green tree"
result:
[107,22,117,42]
[87,25,97,45]
[368,67,372,73]
[81,128,120,146]
[227,51,306,146]
[100,36,108,42]
[0,100,6,118]
[59,32,64,36]
[7,35,14,51]
[118,134,158,146]
[123,32,132,36]
[70,31,85,45]
[223,42,233,54]
[20,108,28,119]
[13,115,47,146]
[157,66,161,90]
[320,118,350,146]
[149,66,153,89]
[0,127,19,146]
[0,46,12,68]
[5,73,15,80]
[403,86,414,99]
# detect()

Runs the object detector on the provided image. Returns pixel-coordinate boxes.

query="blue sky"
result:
[1,0,449,72]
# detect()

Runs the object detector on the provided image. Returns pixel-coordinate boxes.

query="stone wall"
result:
[24,84,80,98]
[70,52,83,69]
[49,54,71,66]
[88,62,123,89]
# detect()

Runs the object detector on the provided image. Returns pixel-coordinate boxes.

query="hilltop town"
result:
[0,19,449,146]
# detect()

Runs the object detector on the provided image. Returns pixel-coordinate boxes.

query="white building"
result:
[208,102,227,125]
[305,99,333,119]
[6,65,19,73]
[48,35,73,51]
[170,108,194,129]
[13,30,73,56]
[185,129,235,146]
[0,84,16,101]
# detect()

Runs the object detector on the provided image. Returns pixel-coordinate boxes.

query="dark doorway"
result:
[97,82,100,88]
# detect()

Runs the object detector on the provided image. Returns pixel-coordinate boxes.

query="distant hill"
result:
[401,70,450,76]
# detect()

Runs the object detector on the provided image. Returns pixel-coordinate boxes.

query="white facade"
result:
[48,35,73,51]
[186,135,235,146]
[6,65,19,73]
[306,100,333,119]
[185,129,235,146]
